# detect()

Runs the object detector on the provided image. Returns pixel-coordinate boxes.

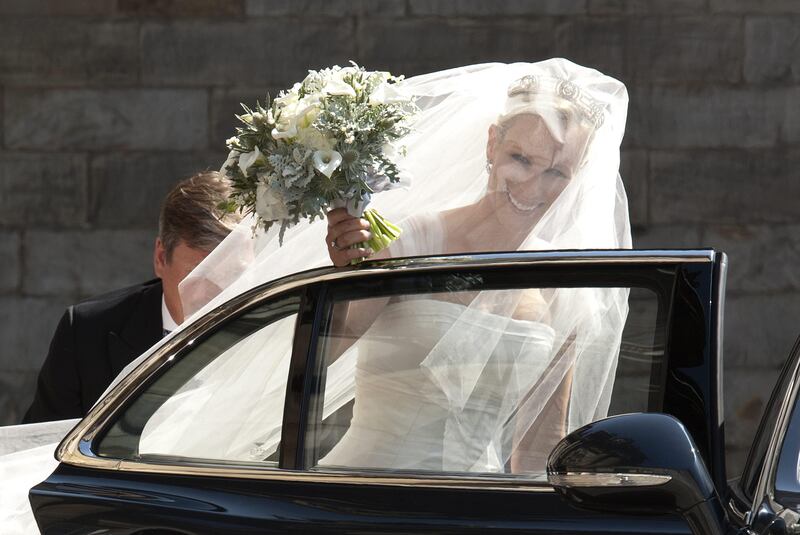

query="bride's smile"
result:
[486,113,579,229]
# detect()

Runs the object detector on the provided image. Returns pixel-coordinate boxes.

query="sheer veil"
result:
[144,58,632,470]
[179,59,629,318]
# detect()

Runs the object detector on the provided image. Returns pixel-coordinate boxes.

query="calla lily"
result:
[272,95,319,140]
[255,183,289,222]
[220,150,238,174]
[369,83,406,105]
[238,146,266,175]
[312,150,343,178]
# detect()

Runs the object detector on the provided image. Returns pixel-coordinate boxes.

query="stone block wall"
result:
[1,0,798,477]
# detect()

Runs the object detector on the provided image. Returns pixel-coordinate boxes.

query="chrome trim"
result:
[728,497,747,523]
[111,460,556,491]
[57,249,716,484]
[548,472,672,488]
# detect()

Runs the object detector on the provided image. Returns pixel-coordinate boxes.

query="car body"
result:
[27,249,800,534]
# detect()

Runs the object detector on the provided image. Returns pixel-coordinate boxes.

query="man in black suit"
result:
[23,171,240,423]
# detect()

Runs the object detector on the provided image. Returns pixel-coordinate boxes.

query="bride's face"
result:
[486,112,585,228]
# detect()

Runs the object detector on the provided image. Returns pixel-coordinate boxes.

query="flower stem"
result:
[349,208,402,265]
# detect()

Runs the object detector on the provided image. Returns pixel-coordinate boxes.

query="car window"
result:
[763,337,800,501]
[304,273,665,481]
[96,294,300,466]
[741,336,800,500]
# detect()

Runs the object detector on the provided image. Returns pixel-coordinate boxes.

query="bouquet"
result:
[219,63,416,253]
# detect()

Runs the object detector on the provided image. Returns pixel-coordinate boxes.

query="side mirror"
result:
[546,413,726,535]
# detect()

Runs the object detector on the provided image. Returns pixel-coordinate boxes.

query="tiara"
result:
[507,75,605,128]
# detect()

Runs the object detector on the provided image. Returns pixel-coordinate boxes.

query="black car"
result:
[28,250,800,534]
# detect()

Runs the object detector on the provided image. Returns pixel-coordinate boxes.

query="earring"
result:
[485,159,492,173]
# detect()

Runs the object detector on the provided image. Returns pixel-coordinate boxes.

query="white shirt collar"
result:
[161,294,180,332]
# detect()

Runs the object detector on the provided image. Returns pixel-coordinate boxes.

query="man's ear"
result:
[153,238,167,278]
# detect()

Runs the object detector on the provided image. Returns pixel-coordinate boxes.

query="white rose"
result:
[312,149,342,178]
[255,183,289,222]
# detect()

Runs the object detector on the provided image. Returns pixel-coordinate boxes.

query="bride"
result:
[0,58,630,531]
[318,60,630,473]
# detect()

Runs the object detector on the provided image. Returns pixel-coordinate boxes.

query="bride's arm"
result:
[510,334,575,475]
[323,208,392,361]
[509,290,573,474]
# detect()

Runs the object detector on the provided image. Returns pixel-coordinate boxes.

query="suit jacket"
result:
[23,279,164,424]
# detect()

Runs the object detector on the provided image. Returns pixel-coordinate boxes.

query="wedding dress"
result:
[0,58,631,533]
[318,297,556,472]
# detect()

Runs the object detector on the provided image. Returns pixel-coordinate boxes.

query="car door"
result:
[731,334,800,534]
[32,250,723,534]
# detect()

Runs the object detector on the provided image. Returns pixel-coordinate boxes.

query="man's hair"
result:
[158,171,241,261]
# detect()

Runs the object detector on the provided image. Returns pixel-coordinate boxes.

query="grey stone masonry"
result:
[745,17,800,84]
[22,230,154,298]
[89,152,225,229]
[704,225,800,295]
[590,0,707,14]
[0,231,21,294]
[0,296,73,373]
[1,1,799,479]
[649,149,800,224]
[247,0,406,17]
[0,152,88,228]
[408,0,587,16]
[635,86,800,149]
[5,89,209,151]
[0,19,139,85]
[142,20,358,87]
[626,17,742,83]
[723,293,800,369]
[359,18,558,76]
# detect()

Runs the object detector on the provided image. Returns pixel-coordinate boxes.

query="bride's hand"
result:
[326,208,373,267]
[512,289,550,323]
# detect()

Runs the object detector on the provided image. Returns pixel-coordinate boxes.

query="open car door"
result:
[32,250,724,535]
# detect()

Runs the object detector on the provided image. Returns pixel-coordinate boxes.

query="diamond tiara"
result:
[506,75,605,129]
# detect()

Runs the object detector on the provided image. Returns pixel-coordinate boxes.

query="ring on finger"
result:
[330,239,343,251]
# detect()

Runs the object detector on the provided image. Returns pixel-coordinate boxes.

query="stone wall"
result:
[1,0,798,476]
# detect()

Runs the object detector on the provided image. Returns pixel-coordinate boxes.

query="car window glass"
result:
[96,295,300,466]
[305,275,663,481]
[742,336,800,500]
[767,337,800,501]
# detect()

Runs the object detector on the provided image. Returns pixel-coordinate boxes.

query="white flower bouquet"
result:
[219,63,416,253]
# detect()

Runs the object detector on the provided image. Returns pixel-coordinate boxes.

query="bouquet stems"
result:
[350,208,402,265]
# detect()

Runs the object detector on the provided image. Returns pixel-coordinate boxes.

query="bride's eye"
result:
[511,153,531,166]
[545,168,569,180]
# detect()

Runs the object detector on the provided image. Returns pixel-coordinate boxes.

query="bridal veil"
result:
[156,58,632,472]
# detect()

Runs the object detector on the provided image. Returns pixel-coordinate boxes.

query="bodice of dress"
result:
[318,298,555,473]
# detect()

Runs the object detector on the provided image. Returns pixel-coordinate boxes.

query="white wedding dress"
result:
[318,211,559,473]
[319,298,556,472]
